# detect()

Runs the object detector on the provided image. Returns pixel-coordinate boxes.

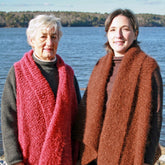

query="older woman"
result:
[1,15,81,165]
[73,9,163,165]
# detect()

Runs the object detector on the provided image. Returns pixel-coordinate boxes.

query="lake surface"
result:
[0,27,165,155]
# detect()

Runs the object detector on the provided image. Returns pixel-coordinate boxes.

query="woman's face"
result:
[107,15,137,56]
[31,26,59,61]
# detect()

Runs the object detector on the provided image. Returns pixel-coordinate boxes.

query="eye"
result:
[41,35,47,39]
[51,35,58,40]
[52,35,57,39]
[109,28,115,32]
[123,28,130,31]
[122,26,130,31]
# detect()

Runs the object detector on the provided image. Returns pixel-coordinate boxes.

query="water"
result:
[0,27,165,155]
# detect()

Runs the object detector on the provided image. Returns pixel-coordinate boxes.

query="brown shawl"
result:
[74,46,159,165]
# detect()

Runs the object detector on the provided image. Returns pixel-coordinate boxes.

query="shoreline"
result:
[155,145,165,165]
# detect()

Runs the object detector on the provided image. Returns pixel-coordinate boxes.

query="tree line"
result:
[0,11,165,28]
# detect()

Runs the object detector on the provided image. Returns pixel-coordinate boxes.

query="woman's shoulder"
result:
[3,65,16,95]
[6,66,15,82]
[96,53,113,66]
[141,51,159,70]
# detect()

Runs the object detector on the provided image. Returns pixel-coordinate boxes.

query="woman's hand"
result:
[13,162,24,165]
[76,160,81,165]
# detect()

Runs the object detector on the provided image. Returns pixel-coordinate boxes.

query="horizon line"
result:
[0,10,165,16]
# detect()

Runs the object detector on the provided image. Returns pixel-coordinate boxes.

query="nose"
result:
[46,36,53,46]
[116,29,123,38]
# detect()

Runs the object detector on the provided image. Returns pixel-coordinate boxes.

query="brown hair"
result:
[104,9,139,53]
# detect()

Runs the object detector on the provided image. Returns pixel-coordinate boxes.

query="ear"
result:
[134,30,138,40]
[28,35,35,48]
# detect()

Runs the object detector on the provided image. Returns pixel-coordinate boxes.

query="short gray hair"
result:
[26,14,62,46]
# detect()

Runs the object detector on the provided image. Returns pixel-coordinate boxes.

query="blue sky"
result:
[1,0,165,15]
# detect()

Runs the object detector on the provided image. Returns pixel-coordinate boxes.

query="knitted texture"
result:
[14,50,78,165]
[74,46,159,165]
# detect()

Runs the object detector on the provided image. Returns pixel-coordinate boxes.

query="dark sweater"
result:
[1,54,81,165]
[88,56,162,165]
[106,56,162,165]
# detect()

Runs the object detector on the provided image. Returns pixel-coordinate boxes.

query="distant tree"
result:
[0,11,164,27]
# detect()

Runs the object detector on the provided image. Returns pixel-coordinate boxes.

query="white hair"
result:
[26,14,63,46]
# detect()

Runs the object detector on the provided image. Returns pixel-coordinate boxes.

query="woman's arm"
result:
[13,162,24,165]
[74,75,81,104]
[1,66,23,164]
[144,67,163,164]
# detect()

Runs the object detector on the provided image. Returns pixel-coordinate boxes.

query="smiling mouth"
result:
[114,40,124,43]
[114,41,124,45]
[44,48,53,51]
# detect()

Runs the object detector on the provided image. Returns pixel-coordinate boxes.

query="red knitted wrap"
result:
[14,50,78,165]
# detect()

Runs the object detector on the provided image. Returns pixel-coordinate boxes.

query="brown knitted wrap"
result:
[74,46,159,165]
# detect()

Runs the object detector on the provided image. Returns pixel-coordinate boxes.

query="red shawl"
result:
[74,46,159,165]
[14,50,78,165]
